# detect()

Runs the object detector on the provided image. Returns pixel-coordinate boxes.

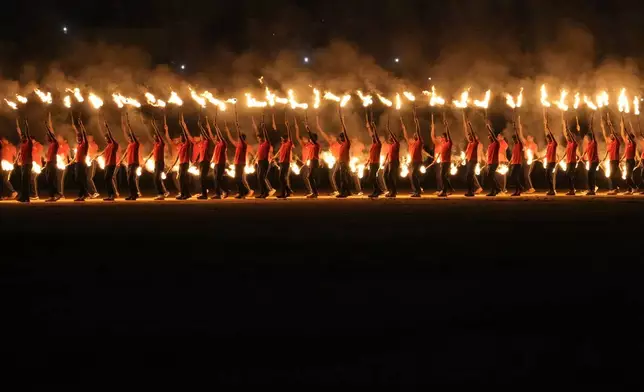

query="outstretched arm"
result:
[294,116,304,146]
[387,119,397,143]
[285,116,292,141]
[517,115,526,144]
[251,116,260,140]
[163,115,172,145]
[486,120,496,139]
[179,113,194,143]
[45,112,56,141]
[443,117,452,142]
[400,115,409,142]
[413,108,423,143]
[224,120,236,144]
[316,116,332,144]
[600,115,609,142]
[339,108,348,140]
[205,116,216,141]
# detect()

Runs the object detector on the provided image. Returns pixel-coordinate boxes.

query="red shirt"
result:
[32,141,43,164]
[607,139,620,161]
[153,140,165,162]
[408,139,423,163]
[511,142,523,165]
[368,141,382,164]
[1,144,16,161]
[198,139,210,163]
[191,140,202,162]
[104,141,119,166]
[234,140,248,165]
[330,142,341,159]
[586,140,599,162]
[498,139,508,162]
[46,140,59,163]
[212,141,226,164]
[306,142,320,161]
[126,141,140,165]
[440,140,452,163]
[88,141,99,159]
[278,140,293,163]
[388,141,400,163]
[487,141,500,165]
[466,140,479,162]
[75,141,88,164]
[338,139,351,163]
[525,141,538,159]
[178,142,191,164]
[257,141,271,161]
[546,140,558,162]
[20,139,33,165]
[625,140,636,160]
[566,140,578,163]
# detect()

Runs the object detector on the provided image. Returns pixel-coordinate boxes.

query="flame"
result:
[379,155,385,169]
[621,163,627,180]
[585,161,590,171]
[66,88,84,103]
[540,84,551,107]
[145,92,165,107]
[4,100,17,110]
[475,163,481,176]
[357,90,373,107]
[56,155,66,170]
[88,93,104,109]
[287,90,308,110]
[422,86,445,107]
[634,96,640,116]
[555,89,569,111]
[377,94,393,107]
[16,95,28,104]
[324,92,341,102]
[340,94,351,108]
[603,159,611,178]
[245,93,267,108]
[573,92,581,110]
[275,96,288,105]
[97,156,105,170]
[496,164,509,175]
[403,91,416,102]
[420,165,426,174]
[313,88,321,109]
[517,88,524,108]
[190,89,206,108]
[450,163,458,176]
[395,93,402,110]
[618,88,630,113]
[161,172,167,180]
[266,87,276,107]
[85,156,91,167]
[473,90,491,109]
[63,95,72,109]
[226,98,238,105]
[225,164,235,177]
[321,151,336,168]
[244,164,256,174]
[136,167,142,177]
[452,89,469,109]
[584,95,597,111]
[505,94,517,109]
[290,162,301,175]
[460,151,467,166]
[188,165,200,176]
[559,160,567,172]
[526,149,534,165]
[596,91,609,108]
[35,89,52,104]
[1,160,14,171]
[145,159,155,173]
[167,91,184,106]
[201,91,226,111]
[32,162,41,174]
[112,93,140,109]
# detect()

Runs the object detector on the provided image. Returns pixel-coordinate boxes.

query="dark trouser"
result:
[57,165,69,196]
[546,162,557,193]
[178,162,190,197]
[278,162,290,196]
[75,163,87,198]
[257,160,271,196]
[44,162,58,198]
[87,161,97,195]
[466,161,477,194]
[609,160,620,191]
[566,162,576,192]
[639,165,644,189]
[2,169,15,196]
[330,164,340,193]
[307,159,320,195]
[588,162,598,192]
[30,171,39,198]
[338,162,352,195]
[625,159,636,192]
[409,162,422,194]
[235,164,250,196]
[105,165,116,198]
[384,161,399,196]
[127,164,139,199]
[486,164,501,194]
[19,164,32,201]
[155,162,167,196]
[368,163,381,195]
[524,162,535,190]
[510,164,524,194]
[213,163,227,197]
[199,161,210,196]
[440,162,451,194]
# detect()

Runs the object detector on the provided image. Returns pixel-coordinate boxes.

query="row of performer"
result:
[1,108,642,203]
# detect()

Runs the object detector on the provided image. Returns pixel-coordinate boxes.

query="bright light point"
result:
[394,58,400,63]
[180,64,185,70]
[62,26,68,33]
[304,57,309,63]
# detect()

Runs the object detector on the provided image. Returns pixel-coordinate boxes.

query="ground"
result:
[2,195,643,385]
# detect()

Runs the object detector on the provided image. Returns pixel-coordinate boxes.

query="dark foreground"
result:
[2,197,644,386]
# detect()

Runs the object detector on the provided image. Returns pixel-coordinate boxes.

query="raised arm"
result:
[443,117,452,142]
[400,115,409,142]
[600,115,609,142]
[204,116,216,141]
[251,116,260,140]
[223,120,235,144]
[163,115,172,145]
[45,112,56,141]
[24,119,32,139]
[284,116,292,141]
[125,113,137,144]
[294,116,304,146]
[517,115,526,144]
[606,115,618,139]
[486,120,496,139]
[387,118,397,143]
[179,113,194,143]
[413,108,423,143]
[316,116,332,144]
[544,117,555,141]
[338,108,348,140]
[431,116,440,145]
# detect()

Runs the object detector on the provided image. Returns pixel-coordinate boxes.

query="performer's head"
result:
[512,134,519,143]
[87,135,94,143]
[280,134,288,143]
[441,132,448,141]
[467,133,475,142]
[585,132,594,142]
[240,133,247,142]
[310,133,318,143]
[338,133,346,142]
[526,135,534,143]
[609,133,616,141]
[56,135,65,144]
[488,134,495,142]
[545,133,552,143]
[0,136,7,144]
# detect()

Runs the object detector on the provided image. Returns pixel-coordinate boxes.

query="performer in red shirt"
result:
[432,115,453,197]
[463,112,479,197]
[43,113,62,201]
[365,117,383,199]
[561,115,581,196]
[206,114,229,199]
[274,117,293,199]
[583,114,600,196]
[601,114,621,195]
[30,134,43,199]
[383,118,400,198]
[509,117,525,196]
[252,117,274,198]
[620,117,637,194]
[484,121,501,196]
[141,116,170,200]
[316,116,340,195]
[170,113,195,199]
[118,113,140,200]
[294,115,320,198]
[85,133,100,198]
[193,117,213,199]
[496,133,509,193]
[71,115,89,201]
[403,108,425,197]
[96,119,119,201]
[225,118,252,199]
[0,136,17,199]
[15,119,33,202]
[543,118,558,196]
[335,109,352,198]
[56,136,71,198]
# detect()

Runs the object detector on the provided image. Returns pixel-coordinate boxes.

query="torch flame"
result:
[290,162,302,175]
[357,90,374,107]
[573,92,581,110]
[66,88,84,103]
[323,92,341,102]
[422,86,445,107]
[35,89,52,105]
[190,89,206,108]
[526,149,534,165]
[596,91,609,109]
[321,151,336,168]
[505,94,517,109]
[245,93,268,108]
[340,94,351,108]
[88,93,104,110]
[452,89,469,109]
[450,163,458,176]
[584,95,597,111]
[226,98,238,105]
[402,91,416,102]
[63,95,72,109]
[634,96,640,116]
[313,88,321,109]
[618,88,630,113]
[112,93,140,108]
[555,89,569,111]
[145,159,155,173]
[287,90,308,110]
[145,92,166,108]
[32,162,42,174]
[377,94,393,107]
[474,90,491,109]
[4,100,17,110]
[395,93,402,110]
[540,84,551,108]
[1,160,14,171]
[97,156,105,170]
[266,87,276,107]
[16,95,28,104]
[167,91,184,106]
[201,91,226,111]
